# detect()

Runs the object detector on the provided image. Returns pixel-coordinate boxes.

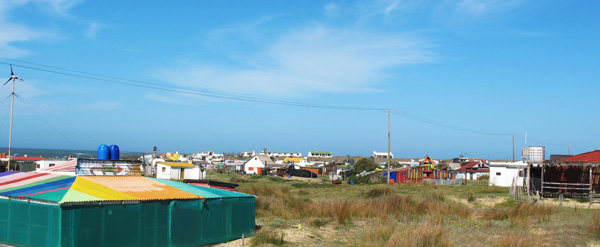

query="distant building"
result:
[243,154,276,175]
[455,160,489,180]
[371,151,393,159]
[522,146,545,161]
[308,151,333,158]
[35,160,70,172]
[488,161,527,187]
[261,151,302,157]
[156,162,205,180]
[239,151,255,157]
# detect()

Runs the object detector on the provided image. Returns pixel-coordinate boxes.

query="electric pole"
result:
[385,110,395,184]
[512,134,515,162]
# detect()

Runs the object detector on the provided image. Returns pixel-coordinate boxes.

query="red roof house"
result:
[9,156,49,161]
[560,150,600,162]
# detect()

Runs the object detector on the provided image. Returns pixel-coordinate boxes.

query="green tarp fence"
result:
[0,197,255,247]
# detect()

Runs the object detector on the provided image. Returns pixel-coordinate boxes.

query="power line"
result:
[393,111,511,136]
[17,96,101,144]
[16,95,81,150]
[0,60,387,111]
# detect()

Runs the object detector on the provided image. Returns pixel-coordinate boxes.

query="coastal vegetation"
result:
[208,173,600,247]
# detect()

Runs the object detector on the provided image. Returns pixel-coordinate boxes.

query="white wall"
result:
[156,164,172,180]
[35,160,69,172]
[489,166,525,187]
[244,156,265,175]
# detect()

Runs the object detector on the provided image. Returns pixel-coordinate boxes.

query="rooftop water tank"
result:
[98,144,110,160]
[109,145,120,160]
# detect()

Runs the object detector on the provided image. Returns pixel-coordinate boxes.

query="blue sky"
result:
[0,0,598,159]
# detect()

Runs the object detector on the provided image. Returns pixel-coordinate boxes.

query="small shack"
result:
[529,150,600,200]
[387,165,455,184]
[156,161,205,180]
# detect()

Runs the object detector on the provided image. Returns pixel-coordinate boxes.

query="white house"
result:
[243,154,275,175]
[308,151,333,158]
[35,160,70,172]
[261,151,302,157]
[371,151,393,159]
[455,160,490,180]
[239,151,256,157]
[156,162,205,180]
[488,161,527,187]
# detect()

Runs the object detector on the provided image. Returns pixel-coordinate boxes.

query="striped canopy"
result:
[0,172,253,205]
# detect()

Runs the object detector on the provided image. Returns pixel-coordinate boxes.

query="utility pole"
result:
[568,143,570,155]
[384,110,395,184]
[512,134,515,162]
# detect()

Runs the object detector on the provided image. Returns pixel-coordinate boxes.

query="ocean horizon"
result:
[0,147,143,160]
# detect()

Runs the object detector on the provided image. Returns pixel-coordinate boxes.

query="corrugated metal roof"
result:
[561,150,600,162]
[0,172,252,205]
[81,176,201,201]
[154,178,254,199]
[39,159,77,172]
[158,162,196,168]
[9,156,49,161]
[0,171,19,178]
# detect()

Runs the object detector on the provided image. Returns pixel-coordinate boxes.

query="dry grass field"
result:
[207,173,600,247]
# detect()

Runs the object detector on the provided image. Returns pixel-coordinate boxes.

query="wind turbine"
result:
[4,64,23,165]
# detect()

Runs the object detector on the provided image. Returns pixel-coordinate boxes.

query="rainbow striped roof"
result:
[0,172,253,205]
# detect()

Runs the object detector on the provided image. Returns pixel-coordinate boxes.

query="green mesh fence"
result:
[0,199,61,247]
[0,197,255,247]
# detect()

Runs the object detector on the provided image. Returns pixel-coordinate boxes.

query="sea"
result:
[0,147,143,160]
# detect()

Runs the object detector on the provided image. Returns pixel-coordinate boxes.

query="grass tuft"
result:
[250,229,285,247]
[386,222,453,247]
[364,186,394,198]
[589,211,600,239]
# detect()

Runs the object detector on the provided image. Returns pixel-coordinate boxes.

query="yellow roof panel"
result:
[71,177,139,201]
[158,162,196,168]
[81,176,201,200]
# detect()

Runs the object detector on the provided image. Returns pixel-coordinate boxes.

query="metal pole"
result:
[385,110,395,184]
[7,79,15,171]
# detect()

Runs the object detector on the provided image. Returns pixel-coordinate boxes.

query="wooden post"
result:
[541,163,544,197]
[559,193,563,206]
[590,166,593,204]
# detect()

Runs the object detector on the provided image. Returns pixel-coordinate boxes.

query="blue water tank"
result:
[109,145,120,160]
[98,144,110,160]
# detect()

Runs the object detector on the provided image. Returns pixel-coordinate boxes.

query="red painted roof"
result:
[457,161,489,172]
[560,150,600,162]
[10,156,49,161]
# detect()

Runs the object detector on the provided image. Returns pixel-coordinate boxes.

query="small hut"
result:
[533,150,600,200]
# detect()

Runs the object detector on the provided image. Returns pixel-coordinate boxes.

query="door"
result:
[180,169,185,179]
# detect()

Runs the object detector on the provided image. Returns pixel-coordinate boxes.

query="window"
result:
[49,164,55,167]
[162,167,166,173]
[518,170,524,177]
[496,172,501,176]
[36,164,40,168]
[248,167,254,171]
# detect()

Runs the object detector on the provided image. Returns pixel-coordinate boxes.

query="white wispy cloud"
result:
[0,0,82,58]
[156,24,437,98]
[143,92,186,105]
[83,102,121,111]
[83,21,102,39]
[448,0,525,21]
[323,2,339,18]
